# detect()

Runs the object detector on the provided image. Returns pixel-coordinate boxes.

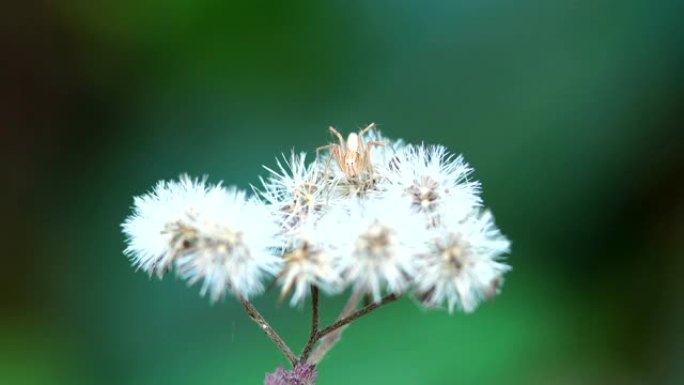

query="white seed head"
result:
[122,176,281,301]
[277,214,344,305]
[122,175,223,277]
[378,144,482,224]
[318,197,428,301]
[415,208,511,313]
[258,152,332,231]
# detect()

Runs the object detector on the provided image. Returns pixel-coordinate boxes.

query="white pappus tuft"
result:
[414,207,511,313]
[317,197,429,302]
[258,152,332,232]
[276,213,344,305]
[378,144,482,224]
[122,175,222,277]
[122,175,281,301]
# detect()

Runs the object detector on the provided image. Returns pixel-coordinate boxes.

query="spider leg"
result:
[328,126,346,148]
[331,146,346,176]
[364,140,386,174]
[316,144,335,162]
[317,144,346,179]
[316,144,337,179]
[358,122,377,137]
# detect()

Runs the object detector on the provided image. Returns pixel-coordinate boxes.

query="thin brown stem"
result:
[298,286,320,362]
[308,289,364,364]
[316,293,399,339]
[238,295,297,366]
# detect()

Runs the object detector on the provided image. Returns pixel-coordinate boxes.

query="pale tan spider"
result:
[316,123,385,178]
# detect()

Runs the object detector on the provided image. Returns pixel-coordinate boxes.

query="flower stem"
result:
[308,289,363,364]
[298,286,320,362]
[316,293,399,339]
[240,291,399,368]
[238,295,297,366]
[308,293,399,364]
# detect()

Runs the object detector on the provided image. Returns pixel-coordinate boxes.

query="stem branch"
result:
[298,286,320,362]
[316,293,399,340]
[238,295,297,366]
[308,289,364,364]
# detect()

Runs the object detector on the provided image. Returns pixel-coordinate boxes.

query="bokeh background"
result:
[3,1,683,384]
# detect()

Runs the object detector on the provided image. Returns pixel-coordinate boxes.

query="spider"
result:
[316,123,385,178]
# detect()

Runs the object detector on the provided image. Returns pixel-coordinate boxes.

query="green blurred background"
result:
[3,1,683,384]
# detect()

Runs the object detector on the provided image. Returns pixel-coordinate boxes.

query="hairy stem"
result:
[298,286,320,362]
[238,295,297,366]
[316,293,399,340]
[308,289,363,364]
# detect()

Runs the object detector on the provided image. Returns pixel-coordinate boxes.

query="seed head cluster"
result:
[122,127,510,313]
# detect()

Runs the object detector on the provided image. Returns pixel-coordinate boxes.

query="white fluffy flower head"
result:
[123,176,281,301]
[318,197,428,301]
[415,207,511,313]
[277,214,344,305]
[122,175,223,277]
[379,144,481,224]
[259,152,332,232]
